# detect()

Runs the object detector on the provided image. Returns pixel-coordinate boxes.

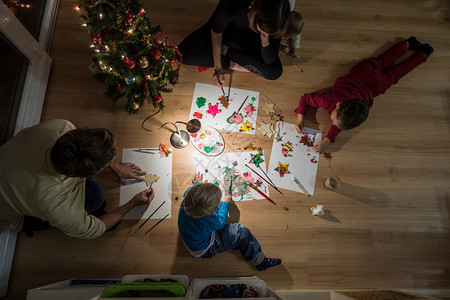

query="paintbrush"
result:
[235,95,249,116]
[132,149,155,154]
[215,72,226,96]
[249,183,276,205]
[292,175,310,196]
[245,164,283,194]
[132,200,166,235]
[145,213,169,235]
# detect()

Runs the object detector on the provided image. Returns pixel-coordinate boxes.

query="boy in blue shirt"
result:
[178,172,281,271]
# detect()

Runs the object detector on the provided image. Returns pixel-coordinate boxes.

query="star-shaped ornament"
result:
[249,153,264,167]
[258,121,275,138]
[274,162,290,177]
[239,120,254,132]
[262,102,275,115]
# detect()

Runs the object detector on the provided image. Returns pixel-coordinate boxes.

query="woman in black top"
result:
[178,0,290,86]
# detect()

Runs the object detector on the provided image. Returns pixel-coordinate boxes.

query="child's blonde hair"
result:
[286,11,303,37]
[184,183,222,218]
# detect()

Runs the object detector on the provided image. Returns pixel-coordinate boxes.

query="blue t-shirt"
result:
[178,185,230,251]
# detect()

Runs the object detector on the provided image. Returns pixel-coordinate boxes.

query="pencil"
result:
[290,61,304,72]
[245,164,283,194]
[250,183,276,205]
[145,213,169,235]
[132,200,165,235]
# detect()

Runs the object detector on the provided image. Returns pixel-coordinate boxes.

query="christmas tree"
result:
[77,0,181,114]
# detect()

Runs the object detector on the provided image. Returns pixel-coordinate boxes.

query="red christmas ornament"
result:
[149,47,162,60]
[124,12,133,22]
[153,94,162,103]
[116,83,123,93]
[170,76,177,84]
[139,9,145,16]
[123,57,136,69]
[91,32,102,43]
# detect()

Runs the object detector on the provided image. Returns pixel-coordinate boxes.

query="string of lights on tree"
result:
[76,0,181,114]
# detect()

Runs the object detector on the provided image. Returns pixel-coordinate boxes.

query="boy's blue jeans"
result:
[201,223,265,266]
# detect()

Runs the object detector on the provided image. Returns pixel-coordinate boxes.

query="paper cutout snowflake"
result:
[206,103,221,117]
[258,121,275,138]
[274,162,290,177]
[244,103,256,117]
[159,143,172,158]
[239,120,254,132]
[262,102,275,115]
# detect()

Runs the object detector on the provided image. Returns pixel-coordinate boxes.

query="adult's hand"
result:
[110,161,146,184]
[132,188,154,206]
[213,69,225,87]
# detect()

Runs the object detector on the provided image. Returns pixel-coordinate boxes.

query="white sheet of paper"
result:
[119,148,172,219]
[193,151,270,201]
[268,122,322,195]
[189,83,260,134]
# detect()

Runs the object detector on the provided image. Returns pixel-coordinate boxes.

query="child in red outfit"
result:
[295,37,433,153]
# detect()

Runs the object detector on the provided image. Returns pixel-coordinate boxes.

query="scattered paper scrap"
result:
[311,205,324,216]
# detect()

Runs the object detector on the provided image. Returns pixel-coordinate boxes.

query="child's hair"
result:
[285,11,303,37]
[184,183,222,218]
[337,99,369,130]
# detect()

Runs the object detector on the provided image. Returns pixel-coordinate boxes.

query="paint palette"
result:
[190,126,225,156]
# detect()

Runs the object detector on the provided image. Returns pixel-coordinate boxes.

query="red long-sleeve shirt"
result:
[295,75,374,142]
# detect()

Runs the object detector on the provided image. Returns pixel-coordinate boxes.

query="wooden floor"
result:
[6,0,450,298]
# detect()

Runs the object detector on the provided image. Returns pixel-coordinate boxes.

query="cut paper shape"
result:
[193,111,203,119]
[270,112,284,122]
[262,102,275,115]
[196,97,206,108]
[274,162,290,177]
[258,121,275,138]
[249,153,264,167]
[281,141,293,157]
[218,95,230,108]
[159,143,172,158]
[244,103,256,116]
[227,112,243,124]
[145,173,160,186]
[239,120,254,132]
[300,134,313,147]
[206,103,221,117]
[189,83,259,135]
[311,205,324,216]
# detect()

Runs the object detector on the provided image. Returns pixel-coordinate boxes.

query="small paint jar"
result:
[324,176,341,190]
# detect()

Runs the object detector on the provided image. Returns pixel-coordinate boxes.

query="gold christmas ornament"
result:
[132,102,140,110]
[138,56,150,68]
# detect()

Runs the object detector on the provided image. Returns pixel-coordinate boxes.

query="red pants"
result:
[349,41,427,97]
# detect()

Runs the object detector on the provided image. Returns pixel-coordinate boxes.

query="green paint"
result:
[196,97,206,108]
[224,166,231,173]
[285,224,289,232]
[251,97,256,101]
[204,146,213,153]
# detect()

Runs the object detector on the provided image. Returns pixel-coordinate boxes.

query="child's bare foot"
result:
[230,61,250,72]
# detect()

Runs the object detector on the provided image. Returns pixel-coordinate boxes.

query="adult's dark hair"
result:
[337,99,369,130]
[50,128,116,178]
[248,0,290,38]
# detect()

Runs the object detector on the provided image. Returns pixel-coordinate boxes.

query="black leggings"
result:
[178,24,283,80]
